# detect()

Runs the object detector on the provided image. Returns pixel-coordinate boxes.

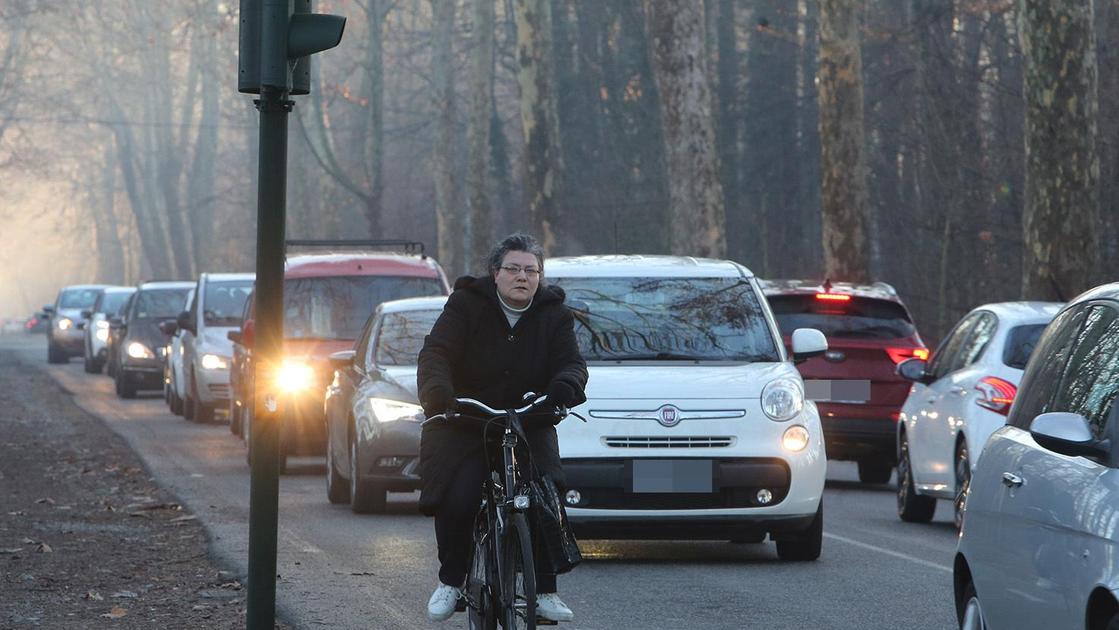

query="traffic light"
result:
[239,0,346,95]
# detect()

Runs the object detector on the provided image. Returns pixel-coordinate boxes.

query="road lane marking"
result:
[824,532,952,573]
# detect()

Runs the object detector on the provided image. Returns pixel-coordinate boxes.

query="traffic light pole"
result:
[246,84,291,630]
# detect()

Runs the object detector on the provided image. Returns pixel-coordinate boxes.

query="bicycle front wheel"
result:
[467,526,498,630]
[499,513,536,629]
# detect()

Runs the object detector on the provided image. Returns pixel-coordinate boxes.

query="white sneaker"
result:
[536,593,574,622]
[427,582,461,622]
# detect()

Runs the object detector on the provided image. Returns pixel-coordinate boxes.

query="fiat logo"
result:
[658,405,682,427]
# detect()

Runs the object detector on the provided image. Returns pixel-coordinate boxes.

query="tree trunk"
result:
[645,0,726,259]
[1019,0,1101,300]
[431,0,463,275]
[513,0,563,250]
[468,0,496,267]
[363,0,387,237]
[817,0,871,282]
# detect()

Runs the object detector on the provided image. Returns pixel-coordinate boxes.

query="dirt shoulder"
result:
[0,345,288,628]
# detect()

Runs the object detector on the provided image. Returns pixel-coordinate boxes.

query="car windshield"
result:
[284,276,445,341]
[98,291,133,315]
[133,288,191,320]
[549,277,781,362]
[203,280,253,327]
[375,309,442,366]
[1003,323,1048,370]
[59,289,101,310]
[767,295,916,340]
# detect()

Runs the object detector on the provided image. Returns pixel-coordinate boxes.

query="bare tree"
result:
[1019,0,1101,300]
[431,0,463,275]
[645,0,726,259]
[817,0,870,282]
[468,0,495,266]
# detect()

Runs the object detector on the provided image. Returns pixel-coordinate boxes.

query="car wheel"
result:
[191,371,214,423]
[47,341,66,364]
[349,438,386,514]
[954,439,971,533]
[83,352,99,374]
[1106,611,1119,630]
[857,460,893,484]
[957,579,986,630]
[326,430,351,505]
[170,382,183,416]
[183,371,196,421]
[115,370,137,399]
[897,431,936,523]
[776,503,822,561]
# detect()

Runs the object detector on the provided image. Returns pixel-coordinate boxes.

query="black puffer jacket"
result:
[416,274,588,515]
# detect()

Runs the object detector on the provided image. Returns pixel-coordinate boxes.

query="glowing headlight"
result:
[782,425,810,452]
[95,319,110,330]
[200,353,229,370]
[277,362,315,392]
[95,329,110,342]
[57,318,73,330]
[762,378,803,421]
[127,341,154,359]
[369,398,425,423]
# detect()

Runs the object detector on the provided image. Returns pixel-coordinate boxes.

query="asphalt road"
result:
[2,334,960,629]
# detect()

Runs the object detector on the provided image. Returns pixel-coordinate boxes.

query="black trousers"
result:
[434,448,557,593]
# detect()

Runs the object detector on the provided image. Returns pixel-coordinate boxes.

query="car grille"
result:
[603,436,734,448]
[208,384,230,399]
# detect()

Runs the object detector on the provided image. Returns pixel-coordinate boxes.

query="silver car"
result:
[955,282,1119,629]
[46,284,110,363]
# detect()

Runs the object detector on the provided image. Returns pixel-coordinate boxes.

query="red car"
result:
[761,280,928,484]
[229,246,450,472]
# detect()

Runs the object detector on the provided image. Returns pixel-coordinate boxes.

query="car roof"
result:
[545,255,753,279]
[378,296,449,314]
[137,281,195,291]
[60,284,112,292]
[200,272,254,282]
[758,279,901,301]
[284,253,445,280]
[1069,282,1119,305]
[971,301,1063,323]
[102,286,137,294]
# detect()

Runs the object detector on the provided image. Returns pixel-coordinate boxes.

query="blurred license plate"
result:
[804,379,871,403]
[632,459,713,493]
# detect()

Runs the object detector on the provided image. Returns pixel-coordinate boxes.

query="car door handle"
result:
[1002,472,1024,488]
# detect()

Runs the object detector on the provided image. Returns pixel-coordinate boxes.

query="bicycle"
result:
[426,394,570,630]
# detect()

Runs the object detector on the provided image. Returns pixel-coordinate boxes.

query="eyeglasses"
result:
[499,265,541,278]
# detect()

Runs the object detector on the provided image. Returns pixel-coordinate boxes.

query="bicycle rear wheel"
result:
[499,513,536,629]
[467,524,498,630]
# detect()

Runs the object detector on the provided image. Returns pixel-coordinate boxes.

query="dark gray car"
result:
[111,281,193,398]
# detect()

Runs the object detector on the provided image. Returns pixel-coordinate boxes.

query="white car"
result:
[81,286,135,374]
[547,256,829,561]
[164,289,194,416]
[954,283,1119,630]
[895,302,1061,529]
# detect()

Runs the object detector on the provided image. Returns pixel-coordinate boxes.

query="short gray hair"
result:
[486,233,545,273]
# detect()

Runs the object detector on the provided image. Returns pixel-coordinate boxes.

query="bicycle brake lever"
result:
[568,410,588,423]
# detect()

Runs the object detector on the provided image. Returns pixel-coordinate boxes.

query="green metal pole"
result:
[246,83,290,630]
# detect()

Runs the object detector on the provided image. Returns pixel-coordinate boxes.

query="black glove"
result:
[545,380,576,409]
[423,387,455,417]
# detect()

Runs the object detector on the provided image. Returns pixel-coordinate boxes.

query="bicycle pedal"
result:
[536,618,559,626]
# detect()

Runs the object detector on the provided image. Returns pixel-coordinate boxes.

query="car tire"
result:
[191,371,214,423]
[897,431,936,523]
[183,374,196,421]
[83,352,99,374]
[857,460,893,484]
[957,579,986,630]
[170,384,184,416]
[349,438,386,514]
[776,503,822,561]
[244,403,253,465]
[326,432,351,505]
[115,369,137,399]
[1106,612,1119,630]
[954,439,971,533]
[47,341,67,364]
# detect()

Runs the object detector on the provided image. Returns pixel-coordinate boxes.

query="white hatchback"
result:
[894,302,1061,530]
[954,283,1119,629]
[547,256,829,561]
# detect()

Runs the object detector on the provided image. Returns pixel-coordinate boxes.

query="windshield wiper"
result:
[610,352,707,361]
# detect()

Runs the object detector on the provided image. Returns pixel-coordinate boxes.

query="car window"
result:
[551,277,780,362]
[132,288,192,320]
[59,289,102,310]
[283,275,445,341]
[766,295,917,340]
[353,312,378,371]
[1008,306,1090,430]
[1003,324,1048,369]
[927,313,979,381]
[98,291,133,316]
[952,311,999,372]
[203,280,253,327]
[374,309,442,367]
[1048,305,1119,440]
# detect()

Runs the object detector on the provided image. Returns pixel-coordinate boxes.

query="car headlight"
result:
[200,353,229,370]
[762,378,803,421]
[369,398,425,423]
[276,361,315,392]
[95,328,110,342]
[57,318,73,330]
[95,319,110,330]
[127,341,155,359]
[782,425,810,452]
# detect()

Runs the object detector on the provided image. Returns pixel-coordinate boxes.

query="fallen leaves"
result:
[111,591,138,599]
[100,606,127,619]
[36,542,52,553]
[83,591,104,601]
[0,547,22,554]
[34,497,55,505]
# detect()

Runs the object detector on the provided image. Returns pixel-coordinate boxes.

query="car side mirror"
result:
[897,358,931,384]
[158,320,178,336]
[108,316,124,330]
[328,350,356,370]
[227,330,243,344]
[176,310,194,334]
[42,305,55,315]
[1030,412,1109,460]
[80,309,93,319]
[791,328,827,363]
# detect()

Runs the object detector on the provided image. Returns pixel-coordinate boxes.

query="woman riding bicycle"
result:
[418,233,588,623]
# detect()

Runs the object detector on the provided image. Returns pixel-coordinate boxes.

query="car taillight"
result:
[975,376,1016,416]
[886,347,929,364]
[815,293,851,302]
